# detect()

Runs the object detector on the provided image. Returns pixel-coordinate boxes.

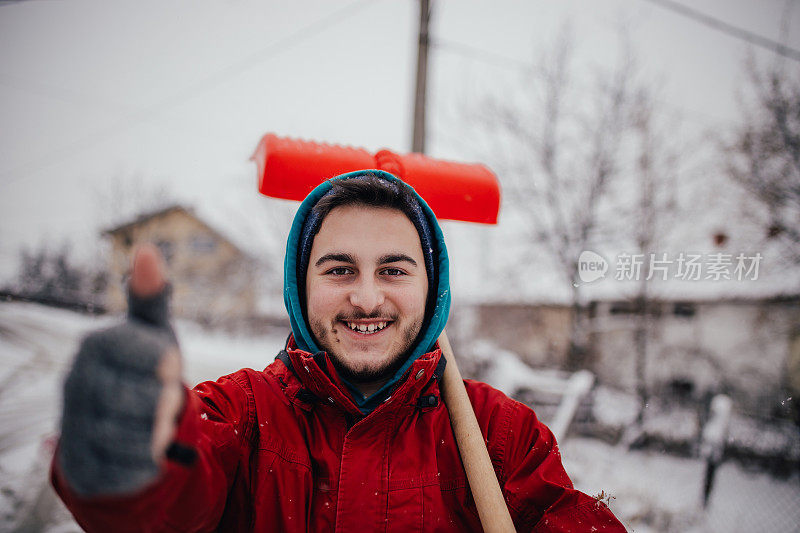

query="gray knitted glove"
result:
[58,284,179,497]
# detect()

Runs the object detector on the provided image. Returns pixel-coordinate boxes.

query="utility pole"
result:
[411,0,432,154]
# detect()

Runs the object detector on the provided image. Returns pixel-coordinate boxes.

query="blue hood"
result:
[283,169,451,411]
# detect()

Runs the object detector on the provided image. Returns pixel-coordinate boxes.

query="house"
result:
[444,163,800,419]
[454,293,799,419]
[447,225,800,419]
[103,205,259,325]
[589,295,800,418]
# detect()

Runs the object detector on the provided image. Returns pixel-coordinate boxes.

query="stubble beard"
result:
[310,313,423,386]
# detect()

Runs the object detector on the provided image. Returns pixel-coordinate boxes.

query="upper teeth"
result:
[347,321,388,333]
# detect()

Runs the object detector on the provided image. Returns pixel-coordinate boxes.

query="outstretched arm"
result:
[51,244,253,532]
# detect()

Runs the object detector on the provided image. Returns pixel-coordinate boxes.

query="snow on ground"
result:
[0,301,286,532]
[562,437,800,533]
[1,302,798,532]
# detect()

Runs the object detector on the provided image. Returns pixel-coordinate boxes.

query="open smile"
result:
[340,320,393,335]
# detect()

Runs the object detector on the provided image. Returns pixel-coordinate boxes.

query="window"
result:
[767,224,782,239]
[673,302,696,318]
[191,235,217,253]
[156,241,174,264]
[608,300,662,317]
[609,301,641,315]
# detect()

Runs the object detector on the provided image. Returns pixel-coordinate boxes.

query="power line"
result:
[0,73,133,112]
[0,0,64,6]
[431,37,734,127]
[432,38,532,70]
[640,0,800,63]
[0,0,376,186]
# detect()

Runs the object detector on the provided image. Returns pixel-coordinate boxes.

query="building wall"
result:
[591,299,799,416]
[105,209,257,323]
[459,298,799,416]
[464,303,572,368]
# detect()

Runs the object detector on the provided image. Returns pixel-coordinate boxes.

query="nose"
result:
[348,276,385,312]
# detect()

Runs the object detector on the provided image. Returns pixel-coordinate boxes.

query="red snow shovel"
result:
[252,134,514,532]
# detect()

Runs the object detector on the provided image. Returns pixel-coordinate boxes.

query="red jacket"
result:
[52,342,625,532]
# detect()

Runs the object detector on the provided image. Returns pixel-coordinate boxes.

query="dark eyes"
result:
[327,267,353,276]
[323,267,406,277]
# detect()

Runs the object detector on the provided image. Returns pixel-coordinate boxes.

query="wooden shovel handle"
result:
[438,330,516,532]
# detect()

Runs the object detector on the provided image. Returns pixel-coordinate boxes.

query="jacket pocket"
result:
[424,476,482,531]
[387,484,423,532]
[387,474,480,532]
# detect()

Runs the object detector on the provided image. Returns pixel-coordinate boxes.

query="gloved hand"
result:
[57,244,185,497]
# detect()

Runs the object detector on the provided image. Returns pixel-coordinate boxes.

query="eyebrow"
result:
[379,253,418,267]
[315,253,356,267]
[314,252,419,268]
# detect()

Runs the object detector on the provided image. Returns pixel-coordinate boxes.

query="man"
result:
[52,170,625,531]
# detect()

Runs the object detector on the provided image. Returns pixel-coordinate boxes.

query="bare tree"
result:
[725,57,800,266]
[627,88,681,425]
[462,32,661,370]
[92,172,177,230]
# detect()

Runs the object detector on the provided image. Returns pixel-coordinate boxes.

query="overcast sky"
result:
[1,0,797,294]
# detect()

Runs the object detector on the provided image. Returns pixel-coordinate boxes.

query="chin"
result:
[329,350,406,385]
[310,319,422,385]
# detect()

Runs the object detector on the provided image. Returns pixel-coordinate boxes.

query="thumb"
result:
[130,243,166,297]
[127,243,173,331]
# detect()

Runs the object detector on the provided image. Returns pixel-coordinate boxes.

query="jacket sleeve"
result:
[51,371,256,533]
[481,388,626,531]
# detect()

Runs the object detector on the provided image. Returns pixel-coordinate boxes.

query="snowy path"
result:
[0,302,285,531]
[0,305,102,457]
[0,303,107,531]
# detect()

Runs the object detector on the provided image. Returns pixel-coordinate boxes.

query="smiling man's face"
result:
[305,204,428,396]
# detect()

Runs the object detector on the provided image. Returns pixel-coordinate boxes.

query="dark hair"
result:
[311,173,422,224]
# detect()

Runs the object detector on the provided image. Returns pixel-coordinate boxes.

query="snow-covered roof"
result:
[103,203,257,259]
[450,159,800,305]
